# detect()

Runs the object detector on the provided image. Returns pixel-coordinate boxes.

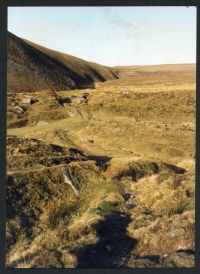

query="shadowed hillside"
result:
[7,32,118,93]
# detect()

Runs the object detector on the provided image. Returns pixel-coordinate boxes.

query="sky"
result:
[8,6,196,66]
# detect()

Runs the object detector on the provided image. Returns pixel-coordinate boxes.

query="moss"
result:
[185,199,195,210]
[157,172,171,183]
[89,201,115,215]
[162,258,179,268]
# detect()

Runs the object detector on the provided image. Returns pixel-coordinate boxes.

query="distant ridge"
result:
[7,32,118,93]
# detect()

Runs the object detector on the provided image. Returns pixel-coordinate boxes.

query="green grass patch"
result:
[157,172,171,183]
[88,201,115,215]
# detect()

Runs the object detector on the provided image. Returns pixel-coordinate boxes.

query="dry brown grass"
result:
[7,62,195,268]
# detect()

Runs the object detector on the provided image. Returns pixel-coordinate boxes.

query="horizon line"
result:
[8,30,196,68]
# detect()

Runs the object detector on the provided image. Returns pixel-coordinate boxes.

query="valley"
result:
[6,33,195,268]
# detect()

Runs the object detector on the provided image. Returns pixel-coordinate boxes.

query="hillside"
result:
[6,34,196,269]
[7,32,118,93]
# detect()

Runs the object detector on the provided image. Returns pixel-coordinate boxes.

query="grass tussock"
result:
[40,199,78,230]
[6,158,124,267]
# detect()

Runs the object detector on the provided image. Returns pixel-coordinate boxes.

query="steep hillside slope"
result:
[7,32,118,93]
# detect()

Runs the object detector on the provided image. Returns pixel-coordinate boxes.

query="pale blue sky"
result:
[8,6,196,66]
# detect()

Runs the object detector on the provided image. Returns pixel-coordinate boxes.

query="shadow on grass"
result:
[71,212,137,268]
[87,155,112,170]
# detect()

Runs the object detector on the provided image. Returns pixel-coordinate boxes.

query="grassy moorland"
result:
[7,33,195,268]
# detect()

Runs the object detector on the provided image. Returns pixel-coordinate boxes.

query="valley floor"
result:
[6,64,195,268]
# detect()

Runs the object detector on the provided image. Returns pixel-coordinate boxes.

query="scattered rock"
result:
[122,91,129,95]
[37,121,50,126]
[21,97,38,104]
[80,136,88,142]
[62,168,79,196]
[13,106,24,114]
[163,250,195,267]
[72,97,85,104]
[21,98,31,104]
[67,111,76,117]
[167,228,185,238]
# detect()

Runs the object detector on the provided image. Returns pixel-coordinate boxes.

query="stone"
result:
[13,106,24,114]
[22,97,38,104]
[123,91,129,95]
[37,121,50,126]
[167,228,185,238]
[67,111,76,117]
[72,97,85,104]
[164,251,195,267]
[21,97,32,104]
[80,136,88,142]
